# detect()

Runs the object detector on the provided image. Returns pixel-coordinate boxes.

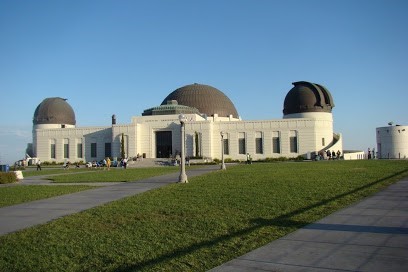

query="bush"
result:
[294,155,305,161]
[224,158,240,163]
[258,157,289,162]
[0,172,18,184]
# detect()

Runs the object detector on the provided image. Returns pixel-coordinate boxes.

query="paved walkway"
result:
[0,165,219,236]
[210,178,408,272]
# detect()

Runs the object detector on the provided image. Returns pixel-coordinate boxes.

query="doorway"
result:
[156,131,172,158]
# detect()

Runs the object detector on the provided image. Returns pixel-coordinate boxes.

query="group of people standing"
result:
[326,150,341,160]
[316,150,342,160]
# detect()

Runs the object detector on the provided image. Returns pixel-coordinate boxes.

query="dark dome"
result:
[283,81,335,115]
[33,97,76,125]
[161,83,239,118]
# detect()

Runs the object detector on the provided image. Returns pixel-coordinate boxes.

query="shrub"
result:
[294,155,305,161]
[258,157,288,162]
[0,172,18,184]
[224,158,240,163]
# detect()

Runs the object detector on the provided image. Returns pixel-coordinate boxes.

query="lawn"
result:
[22,167,91,177]
[0,160,407,272]
[20,166,179,182]
[0,185,95,208]
[49,167,180,183]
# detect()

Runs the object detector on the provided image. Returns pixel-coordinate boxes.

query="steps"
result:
[125,158,174,168]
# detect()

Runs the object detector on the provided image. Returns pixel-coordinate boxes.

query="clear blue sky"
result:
[0,0,407,164]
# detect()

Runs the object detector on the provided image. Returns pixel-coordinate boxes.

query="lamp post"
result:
[220,131,226,170]
[178,114,188,183]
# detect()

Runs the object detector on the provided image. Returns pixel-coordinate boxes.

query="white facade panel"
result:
[33,112,342,163]
[376,126,408,159]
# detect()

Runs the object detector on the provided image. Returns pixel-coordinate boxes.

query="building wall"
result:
[376,125,408,159]
[202,117,335,161]
[33,113,341,163]
[34,126,111,163]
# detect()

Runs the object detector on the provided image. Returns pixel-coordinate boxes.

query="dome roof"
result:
[33,97,76,125]
[283,81,335,115]
[161,83,239,118]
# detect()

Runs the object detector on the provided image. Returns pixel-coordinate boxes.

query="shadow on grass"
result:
[116,169,408,272]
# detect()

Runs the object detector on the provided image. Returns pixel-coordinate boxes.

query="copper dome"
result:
[161,83,239,118]
[283,81,335,115]
[33,97,76,125]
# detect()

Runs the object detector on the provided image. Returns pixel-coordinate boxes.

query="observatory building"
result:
[376,124,408,159]
[31,81,343,163]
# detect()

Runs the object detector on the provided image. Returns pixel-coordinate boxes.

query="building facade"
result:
[31,81,343,163]
[376,125,408,159]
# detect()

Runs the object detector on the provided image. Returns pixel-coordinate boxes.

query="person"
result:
[186,155,190,166]
[36,159,42,171]
[336,150,341,159]
[123,157,128,169]
[319,150,325,160]
[246,153,251,164]
[63,161,70,169]
[106,157,111,170]
[326,150,331,160]
[103,158,107,170]
[332,150,336,159]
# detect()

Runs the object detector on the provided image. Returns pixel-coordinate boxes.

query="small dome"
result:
[161,83,239,118]
[283,81,335,115]
[33,97,76,125]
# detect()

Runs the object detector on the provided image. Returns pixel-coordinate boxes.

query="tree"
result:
[121,133,126,159]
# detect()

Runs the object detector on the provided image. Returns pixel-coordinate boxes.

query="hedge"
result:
[0,172,18,184]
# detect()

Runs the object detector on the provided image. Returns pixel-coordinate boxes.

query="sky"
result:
[0,0,407,164]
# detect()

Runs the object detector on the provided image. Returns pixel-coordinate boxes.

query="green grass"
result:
[49,167,180,183]
[0,185,95,208]
[22,168,91,177]
[1,160,407,271]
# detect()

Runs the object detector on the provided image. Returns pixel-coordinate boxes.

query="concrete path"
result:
[210,178,408,272]
[0,165,219,236]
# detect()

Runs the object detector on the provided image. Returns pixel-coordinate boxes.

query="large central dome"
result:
[161,83,239,118]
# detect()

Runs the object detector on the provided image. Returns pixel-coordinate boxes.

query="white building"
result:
[376,125,408,159]
[31,82,343,163]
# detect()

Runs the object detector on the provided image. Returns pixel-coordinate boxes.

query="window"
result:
[290,130,298,153]
[255,132,263,154]
[91,143,97,158]
[77,143,83,158]
[223,138,229,155]
[238,132,246,154]
[63,139,69,158]
[105,143,112,158]
[64,144,69,158]
[322,138,325,146]
[50,144,56,159]
[272,131,280,154]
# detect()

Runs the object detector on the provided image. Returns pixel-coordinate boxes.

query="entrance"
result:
[156,131,172,158]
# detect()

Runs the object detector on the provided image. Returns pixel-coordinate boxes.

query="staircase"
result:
[126,158,174,168]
